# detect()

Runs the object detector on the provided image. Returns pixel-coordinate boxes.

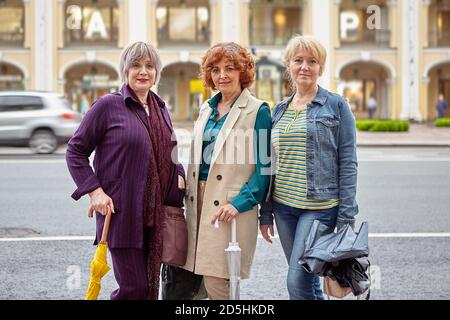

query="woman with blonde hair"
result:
[260,35,359,300]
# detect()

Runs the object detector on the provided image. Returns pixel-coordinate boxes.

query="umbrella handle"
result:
[100,206,112,244]
[231,218,237,243]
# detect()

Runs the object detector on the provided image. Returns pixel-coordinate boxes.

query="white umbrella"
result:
[225,218,241,300]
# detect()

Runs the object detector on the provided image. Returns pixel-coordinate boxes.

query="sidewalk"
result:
[356,123,450,147]
[173,122,450,147]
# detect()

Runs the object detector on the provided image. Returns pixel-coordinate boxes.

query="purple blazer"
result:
[66,85,185,248]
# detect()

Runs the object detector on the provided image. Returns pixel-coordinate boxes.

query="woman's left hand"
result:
[211,204,239,224]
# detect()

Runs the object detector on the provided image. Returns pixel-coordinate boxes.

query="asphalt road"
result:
[0,147,450,300]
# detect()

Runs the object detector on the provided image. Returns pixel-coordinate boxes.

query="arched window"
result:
[64,0,119,47]
[0,0,25,47]
[0,62,25,91]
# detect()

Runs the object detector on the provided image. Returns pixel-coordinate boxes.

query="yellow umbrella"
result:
[85,208,112,300]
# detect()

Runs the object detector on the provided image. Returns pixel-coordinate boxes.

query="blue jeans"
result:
[273,201,338,300]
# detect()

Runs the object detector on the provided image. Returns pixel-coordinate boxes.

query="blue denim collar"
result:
[279,85,328,110]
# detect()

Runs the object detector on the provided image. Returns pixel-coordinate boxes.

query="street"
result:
[0,147,450,299]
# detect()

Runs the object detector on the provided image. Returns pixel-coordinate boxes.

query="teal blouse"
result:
[199,92,272,213]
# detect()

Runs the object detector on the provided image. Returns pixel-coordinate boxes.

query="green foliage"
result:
[435,118,450,127]
[356,120,410,132]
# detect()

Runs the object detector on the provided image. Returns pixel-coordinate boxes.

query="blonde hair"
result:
[283,35,327,76]
[119,41,162,85]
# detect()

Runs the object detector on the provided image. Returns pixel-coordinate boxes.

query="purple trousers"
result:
[109,247,149,300]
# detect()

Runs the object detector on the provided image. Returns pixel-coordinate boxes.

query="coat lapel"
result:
[209,88,250,167]
[193,102,213,167]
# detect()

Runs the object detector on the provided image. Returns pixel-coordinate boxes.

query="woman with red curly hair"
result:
[181,42,272,299]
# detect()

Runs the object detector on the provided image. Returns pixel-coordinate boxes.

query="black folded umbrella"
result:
[298,220,371,297]
[324,257,371,297]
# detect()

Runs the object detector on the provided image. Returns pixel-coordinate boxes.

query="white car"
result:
[0,91,82,154]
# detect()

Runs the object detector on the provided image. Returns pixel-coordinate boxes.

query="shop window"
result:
[157,2,210,46]
[0,0,24,47]
[339,1,390,47]
[249,0,302,47]
[65,0,119,47]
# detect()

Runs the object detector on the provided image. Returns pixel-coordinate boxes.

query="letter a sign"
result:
[86,11,108,39]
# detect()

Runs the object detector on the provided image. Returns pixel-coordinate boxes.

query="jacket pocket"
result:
[315,114,339,148]
[100,178,121,212]
[316,114,340,127]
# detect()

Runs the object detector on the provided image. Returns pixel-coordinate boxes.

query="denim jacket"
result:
[259,85,359,228]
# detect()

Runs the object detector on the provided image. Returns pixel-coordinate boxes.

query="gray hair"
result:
[119,41,162,86]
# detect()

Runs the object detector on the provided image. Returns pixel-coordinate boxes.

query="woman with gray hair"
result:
[66,41,186,299]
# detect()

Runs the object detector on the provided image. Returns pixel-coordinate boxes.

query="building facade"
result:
[0,0,449,121]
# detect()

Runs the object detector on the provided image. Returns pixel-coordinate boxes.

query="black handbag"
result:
[161,264,208,300]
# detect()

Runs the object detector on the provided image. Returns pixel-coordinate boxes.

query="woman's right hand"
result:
[87,187,115,218]
[260,224,274,244]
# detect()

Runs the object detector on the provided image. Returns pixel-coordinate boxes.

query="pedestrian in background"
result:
[66,41,186,300]
[181,42,271,300]
[259,35,359,300]
[367,95,377,119]
[436,93,448,119]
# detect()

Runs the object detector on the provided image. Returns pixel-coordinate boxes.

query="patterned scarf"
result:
[143,91,175,300]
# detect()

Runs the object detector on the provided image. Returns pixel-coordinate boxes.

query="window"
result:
[0,96,44,112]
[0,0,24,47]
[157,2,210,46]
[339,1,390,47]
[65,0,119,47]
[428,0,450,47]
[249,0,302,47]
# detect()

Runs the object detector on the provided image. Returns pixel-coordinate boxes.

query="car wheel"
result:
[29,129,58,154]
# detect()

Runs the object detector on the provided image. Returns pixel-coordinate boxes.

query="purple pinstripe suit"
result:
[66,85,185,299]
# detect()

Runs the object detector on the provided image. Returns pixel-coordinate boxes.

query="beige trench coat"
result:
[181,88,265,279]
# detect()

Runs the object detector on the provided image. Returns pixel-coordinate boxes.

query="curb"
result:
[357,143,450,147]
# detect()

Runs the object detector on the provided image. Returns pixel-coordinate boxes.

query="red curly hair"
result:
[200,42,255,90]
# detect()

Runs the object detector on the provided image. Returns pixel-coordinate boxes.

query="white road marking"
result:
[368,233,450,238]
[0,160,66,164]
[0,236,94,242]
[2,233,450,242]
[1,158,449,164]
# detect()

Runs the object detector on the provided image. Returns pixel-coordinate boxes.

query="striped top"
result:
[272,106,339,210]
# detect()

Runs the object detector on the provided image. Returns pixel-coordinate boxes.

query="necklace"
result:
[142,102,149,115]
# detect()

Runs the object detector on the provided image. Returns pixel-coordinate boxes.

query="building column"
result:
[34,0,53,91]
[117,0,127,47]
[148,0,158,46]
[420,76,431,120]
[22,0,32,48]
[400,0,421,121]
[387,0,398,48]
[56,0,65,48]
[128,0,148,43]
[241,0,251,47]
[311,0,332,89]
[221,0,240,42]
[386,77,397,119]
[333,0,341,48]
[422,0,431,48]
[209,0,219,44]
